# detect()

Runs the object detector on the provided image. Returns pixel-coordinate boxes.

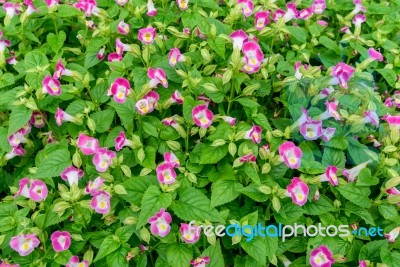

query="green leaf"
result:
[24,51,49,71]
[47,31,66,54]
[376,69,397,87]
[319,36,340,55]
[359,240,388,262]
[235,98,260,108]
[94,235,121,262]
[109,98,136,131]
[115,226,135,243]
[337,183,371,208]
[240,237,266,265]
[265,236,278,262]
[381,250,400,266]
[244,164,260,185]
[90,109,115,133]
[142,122,158,137]
[137,186,173,229]
[182,96,196,123]
[173,187,224,223]
[344,202,375,225]
[106,247,129,267]
[286,26,308,43]
[201,241,225,267]
[164,243,192,267]
[347,138,375,164]
[120,176,158,206]
[141,146,156,169]
[199,145,228,164]
[378,204,399,221]
[211,179,243,208]
[8,106,32,136]
[356,168,379,186]
[208,37,226,59]
[57,4,83,17]
[303,195,334,215]
[0,73,15,89]
[34,149,71,178]
[321,147,345,168]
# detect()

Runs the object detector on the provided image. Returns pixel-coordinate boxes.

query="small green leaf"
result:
[8,106,32,136]
[24,51,49,71]
[34,149,71,178]
[94,235,121,262]
[211,179,243,208]
[90,109,115,133]
[47,31,66,53]
[337,183,371,208]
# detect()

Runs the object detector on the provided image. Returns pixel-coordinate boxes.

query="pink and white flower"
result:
[352,0,366,14]
[240,153,257,162]
[97,47,105,60]
[53,60,76,79]
[320,166,339,186]
[352,14,366,27]
[66,256,89,267]
[117,20,130,35]
[220,116,236,125]
[321,100,341,120]
[284,2,298,22]
[148,208,172,237]
[162,117,179,129]
[136,91,159,115]
[383,114,400,131]
[170,90,184,104]
[192,104,214,128]
[90,190,111,214]
[84,177,104,195]
[317,20,328,27]
[0,259,19,267]
[176,0,189,10]
[180,223,201,243]
[312,0,326,14]
[93,148,116,172]
[190,257,210,267]
[330,62,355,89]
[54,108,78,126]
[392,91,400,108]
[300,118,322,140]
[286,177,309,206]
[237,0,254,17]
[5,145,25,160]
[115,132,134,151]
[42,75,61,95]
[230,30,247,50]
[8,132,27,147]
[115,0,128,5]
[298,8,313,20]
[138,27,156,45]
[29,111,47,128]
[107,77,131,103]
[6,51,17,65]
[18,123,32,136]
[279,141,302,169]
[384,227,400,243]
[156,162,177,184]
[44,0,59,8]
[61,166,84,186]
[342,160,372,182]
[147,0,157,16]
[108,52,122,62]
[241,64,261,74]
[115,38,133,55]
[168,48,185,67]
[363,110,379,126]
[3,2,20,21]
[272,9,286,22]
[24,0,38,16]
[29,180,48,202]
[294,61,308,80]
[164,152,180,167]
[77,134,99,155]
[242,41,264,67]
[14,178,30,199]
[9,234,40,256]
[310,245,335,267]
[244,125,262,143]
[359,260,368,267]
[367,48,383,62]
[75,0,100,17]
[148,68,168,88]
[254,11,270,30]
[321,127,336,142]
[50,231,71,252]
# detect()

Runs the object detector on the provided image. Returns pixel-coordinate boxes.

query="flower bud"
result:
[228,142,237,156]
[140,228,151,243]
[259,185,271,194]
[114,184,128,195]
[121,165,132,178]
[166,140,181,150]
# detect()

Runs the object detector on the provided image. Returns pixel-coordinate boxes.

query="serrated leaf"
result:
[211,180,243,208]
[199,145,228,164]
[240,237,266,265]
[24,51,49,71]
[90,109,115,133]
[201,241,225,267]
[303,195,334,215]
[376,69,396,87]
[164,243,192,267]
[8,106,32,136]
[208,37,226,59]
[94,235,121,262]
[34,149,71,178]
[337,183,371,208]
[47,31,66,53]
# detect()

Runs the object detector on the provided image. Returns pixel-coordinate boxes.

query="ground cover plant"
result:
[0,0,400,266]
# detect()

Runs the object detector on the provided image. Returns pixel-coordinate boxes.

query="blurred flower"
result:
[148,67,168,88]
[156,162,177,184]
[180,223,201,243]
[0,259,19,267]
[55,108,80,126]
[363,110,379,126]
[244,125,262,143]
[190,257,210,267]
[66,256,89,267]
[279,141,302,169]
[75,0,100,17]
[330,62,355,89]
[312,0,326,14]
[321,127,336,142]
[24,0,38,16]
[8,132,27,147]
[147,0,157,16]
[230,30,247,50]
[342,160,372,182]
[272,9,285,22]
[254,11,270,30]
[148,208,172,237]
[77,134,99,155]
[192,104,214,128]
[107,77,131,103]
[242,41,264,67]
[385,227,400,243]
[300,118,322,140]
[237,0,254,17]
[168,48,185,67]
[317,20,328,27]
[108,52,122,62]
[298,8,313,20]
[117,20,130,35]
[310,245,335,267]
[219,115,236,126]
[84,177,104,195]
[115,0,128,5]
[93,148,116,172]
[286,177,309,206]
[138,27,156,45]
[9,234,40,256]
[30,111,47,128]
[97,47,105,60]
[136,91,159,115]
[320,166,338,186]
[90,190,111,214]
[50,231,71,252]
[61,166,84,186]
[176,0,189,10]
[352,14,366,26]
[368,48,383,62]
[5,145,25,160]
[164,152,180,167]
[240,153,257,162]
[15,178,48,202]
[42,75,61,95]
[284,2,298,22]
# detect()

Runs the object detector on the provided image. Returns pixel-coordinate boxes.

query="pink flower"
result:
[352,0,366,14]
[364,110,379,126]
[310,245,335,267]
[220,116,236,125]
[317,20,328,27]
[84,177,104,195]
[254,11,270,30]
[3,3,20,20]
[342,160,372,182]
[237,0,254,17]
[148,67,168,88]
[383,114,400,130]
[8,132,27,147]
[195,28,207,39]
[136,91,159,115]
[284,2,298,22]
[156,162,177,184]
[54,108,75,126]
[190,257,210,267]
[148,208,172,237]
[359,260,368,267]
[279,141,302,169]
[115,131,134,151]
[77,134,99,155]
[168,48,185,67]
[90,190,111,214]
[386,187,400,205]
[146,0,157,16]
[85,20,95,29]
[368,48,383,62]
[300,118,322,140]
[176,0,189,10]
[180,223,201,243]
[286,177,309,206]
[244,125,262,143]
[6,51,17,65]
[294,61,308,79]
[29,111,47,128]
[230,30,247,50]
[138,27,156,45]
[117,20,130,35]
[0,259,19,267]
[14,178,30,199]
[272,9,286,22]
[42,75,61,95]
[330,62,355,89]
[192,104,214,128]
[241,64,261,74]
[93,148,116,172]
[312,0,326,14]
[242,41,264,67]
[392,91,400,108]
[66,256,89,267]
[320,166,338,186]
[44,0,59,8]
[115,38,132,55]
[115,0,128,5]
[170,90,184,104]
[17,123,32,135]
[61,166,84,186]
[352,14,366,26]
[321,127,336,142]
[385,227,400,243]
[75,0,100,17]
[107,77,131,103]
[97,47,105,60]
[240,153,256,162]
[5,145,25,160]
[50,231,71,252]
[164,152,180,167]
[24,0,38,16]
[53,60,74,79]
[298,8,313,20]
[9,234,40,256]
[108,52,122,62]
[162,117,179,129]
[321,100,341,120]
[29,180,48,202]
